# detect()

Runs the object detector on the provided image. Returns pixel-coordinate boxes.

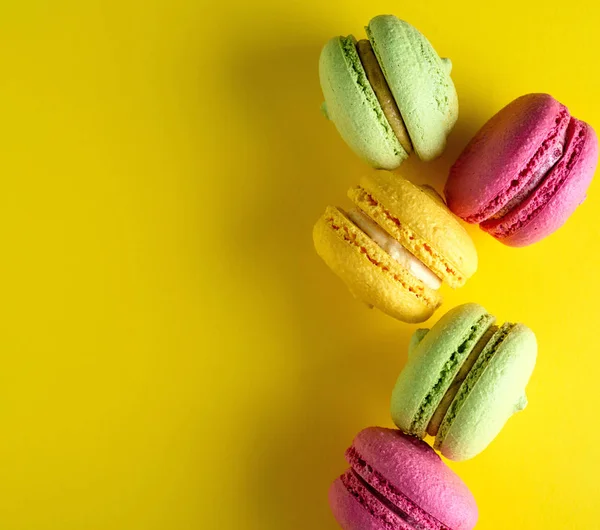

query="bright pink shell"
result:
[445,93,598,247]
[328,428,478,530]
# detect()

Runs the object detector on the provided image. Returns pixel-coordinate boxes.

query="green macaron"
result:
[319,15,458,169]
[390,303,537,461]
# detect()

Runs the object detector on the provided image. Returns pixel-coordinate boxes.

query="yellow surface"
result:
[1,1,599,529]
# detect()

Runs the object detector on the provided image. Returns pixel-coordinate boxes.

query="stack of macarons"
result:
[313,12,598,530]
[329,304,537,529]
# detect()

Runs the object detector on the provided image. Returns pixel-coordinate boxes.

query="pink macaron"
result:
[445,93,598,246]
[329,427,478,530]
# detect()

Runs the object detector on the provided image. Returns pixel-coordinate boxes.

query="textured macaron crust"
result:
[366,16,458,161]
[435,322,536,461]
[313,172,477,323]
[391,304,494,438]
[390,304,537,461]
[329,427,478,530]
[319,15,458,168]
[320,35,407,169]
[445,93,598,246]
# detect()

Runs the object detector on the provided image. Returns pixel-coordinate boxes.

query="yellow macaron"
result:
[313,171,478,322]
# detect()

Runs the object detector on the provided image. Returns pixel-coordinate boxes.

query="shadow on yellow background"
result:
[229,35,415,528]
[226,24,489,528]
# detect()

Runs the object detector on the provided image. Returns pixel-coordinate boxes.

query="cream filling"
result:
[490,140,565,220]
[347,208,442,290]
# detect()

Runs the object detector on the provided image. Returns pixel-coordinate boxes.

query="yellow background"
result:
[1,1,599,528]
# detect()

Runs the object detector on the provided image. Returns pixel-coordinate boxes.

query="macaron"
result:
[329,427,478,530]
[391,303,537,461]
[319,15,458,169]
[445,93,599,246]
[313,171,477,323]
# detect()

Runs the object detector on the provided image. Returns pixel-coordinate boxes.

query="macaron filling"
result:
[347,207,442,290]
[321,206,442,309]
[342,446,450,530]
[467,107,571,224]
[333,34,413,157]
[409,313,495,435]
[348,185,468,288]
[434,323,518,449]
[356,39,413,154]
[427,325,498,437]
[336,35,406,160]
[480,117,590,238]
[488,142,564,220]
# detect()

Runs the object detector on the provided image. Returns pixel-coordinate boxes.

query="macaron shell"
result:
[390,303,491,436]
[445,93,570,222]
[481,120,598,246]
[319,35,407,169]
[352,428,478,530]
[367,15,458,161]
[436,324,537,461]
[313,206,442,323]
[408,328,429,358]
[355,171,478,287]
